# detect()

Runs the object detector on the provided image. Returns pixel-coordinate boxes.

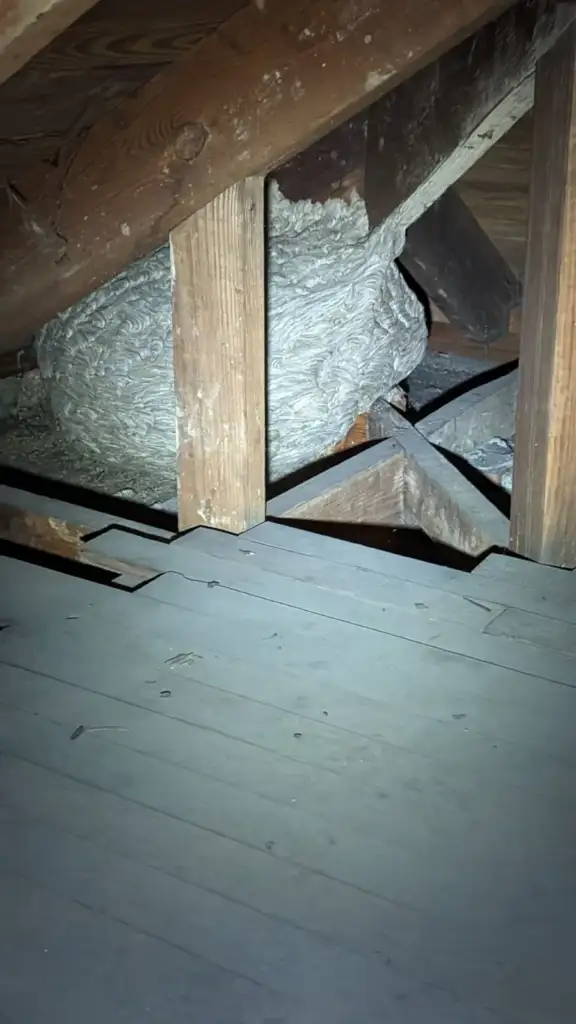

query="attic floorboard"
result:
[1,522,575,1022]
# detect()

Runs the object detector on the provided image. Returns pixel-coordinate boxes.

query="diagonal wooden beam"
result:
[399,187,521,342]
[0,0,519,349]
[417,369,519,457]
[365,0,569,227]
[367,401,510,555]
[0,0,99,87]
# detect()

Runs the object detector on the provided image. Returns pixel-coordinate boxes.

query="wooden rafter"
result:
[0,0,524,349]
[364,0,567,227]
[0,0,99,87]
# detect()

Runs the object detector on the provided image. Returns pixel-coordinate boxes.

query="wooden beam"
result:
[276,0,566,212]
[511,25,576,567]
[399,187,520,342]
[365,0,570,227]
[427,321,520,363]
[402,436,510,557]
[0,0,99,87]
[0,483,175,538]
[171,177,266,534]
[366,400,510,555]
[0,0,524,349]
[270,400,509,556]
[267,440,406,526]
[417,368,519,456]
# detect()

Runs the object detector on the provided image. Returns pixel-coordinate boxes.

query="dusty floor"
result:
[2,522,576,1024]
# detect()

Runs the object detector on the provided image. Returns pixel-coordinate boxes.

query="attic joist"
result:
[0,0,521,350]
[0,0,99,87]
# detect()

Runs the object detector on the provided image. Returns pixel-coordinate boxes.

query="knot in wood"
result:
[173,123,209,162]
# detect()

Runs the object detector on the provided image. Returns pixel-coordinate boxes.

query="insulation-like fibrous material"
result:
[36,184,427,481]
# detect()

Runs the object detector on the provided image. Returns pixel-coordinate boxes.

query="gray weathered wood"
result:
[3,521,576,1021]
[367,403,510,555]
[417,370,519,456]
[474,550,576,594]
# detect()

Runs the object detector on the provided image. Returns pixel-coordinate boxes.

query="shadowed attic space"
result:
[6,0,569,568]
[0,110,529,509]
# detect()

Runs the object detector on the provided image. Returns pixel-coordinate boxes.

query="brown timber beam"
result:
[364,0,566,227]
[277,0,566,213]
[0,0,523,350]
[0,502,158,588]
[170,177,266,534]
[267,439,407,526]
[0,0,99,87]
[399,187,521,342]
[511,25,576,567]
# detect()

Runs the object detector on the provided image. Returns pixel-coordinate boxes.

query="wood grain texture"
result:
[510,25,576,567]
[0,501,85,557]
[367,402,510,556]
[0,501,157,586]
[0,0,99,86]
[458,115,533,276]
[0,0,519,349]
[364,0,568,227]
[403,445,510,556]
[171,177,266,534]
[276,0,552,213]
[400,187,520,342]
[0,0,247,177]
[268,439,406,525]
[0,484,175,539]
[4,531,576,1023]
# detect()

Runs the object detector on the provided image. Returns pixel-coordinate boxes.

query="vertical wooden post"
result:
[170,177,266,534]
[511,25,576,567]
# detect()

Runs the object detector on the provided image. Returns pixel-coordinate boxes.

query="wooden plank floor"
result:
[2,522,576,1023]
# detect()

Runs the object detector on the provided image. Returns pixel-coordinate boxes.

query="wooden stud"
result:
[511,25,576,567]
[0,0,533,349]
[399,187,520,342]
[171,177,266,534]
[0,0,98,87]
